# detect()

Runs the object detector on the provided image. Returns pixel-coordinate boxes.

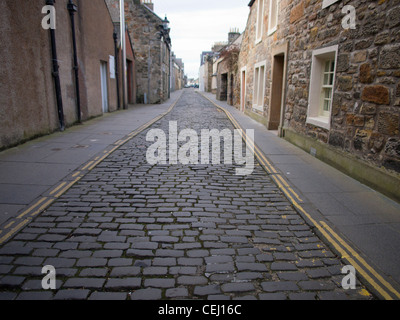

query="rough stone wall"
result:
[285,0,400,174]
[125,0,169,104]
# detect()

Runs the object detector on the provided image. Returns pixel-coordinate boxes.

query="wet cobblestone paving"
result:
[0,91,373,300]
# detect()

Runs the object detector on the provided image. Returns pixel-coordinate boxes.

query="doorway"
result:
[220,73,228,101]
[268,54,285,131]
[100,61,109,113]
[127,60,134,104]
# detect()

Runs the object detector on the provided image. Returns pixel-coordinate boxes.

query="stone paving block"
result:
[0,276,25,288]
[143,267,168,276]
[270,262,298,271]
[64,278,105,290]
[105,278,141,291]
[261,281,299,292]
[165,287,189,298]
[89,292,128,300]
[194,284,221,296]
[79,268,108,277]
[54,289,90,300]
[130,288,162,300]
[177,276,208,285]
[144,278,175,288]
[298,280,336,291]
[76,258,107,268]
[16,291,54,300]
[110,267,141,277]
[221,282,255,293]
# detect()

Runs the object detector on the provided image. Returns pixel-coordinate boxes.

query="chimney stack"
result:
[228,28,240,44]
[142,0,154,11]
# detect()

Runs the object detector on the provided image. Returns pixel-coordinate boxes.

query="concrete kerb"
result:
[195,90,400,301]
[0,91,184,246]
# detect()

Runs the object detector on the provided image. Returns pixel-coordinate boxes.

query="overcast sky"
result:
[153,0,250,79]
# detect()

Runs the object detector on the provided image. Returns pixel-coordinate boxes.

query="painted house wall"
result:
[0,0,118,149]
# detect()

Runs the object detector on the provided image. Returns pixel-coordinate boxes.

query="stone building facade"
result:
[0,0,118,150]
[124,0,171,104]
[171,52,185,92]
[199,52,215,93]
[216,32,242,105]
[236,0,400,200]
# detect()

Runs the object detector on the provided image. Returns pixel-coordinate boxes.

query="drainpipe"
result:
[113,30,121,110]
[120,0,127,109]
[67,0,81,123]
[46,0,65,131]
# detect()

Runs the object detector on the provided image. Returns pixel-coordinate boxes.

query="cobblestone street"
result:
[0,90,373,300]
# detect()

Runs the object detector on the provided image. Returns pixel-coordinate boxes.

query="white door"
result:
[100,62,109,113]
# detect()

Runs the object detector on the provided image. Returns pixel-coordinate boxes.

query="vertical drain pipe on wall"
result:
[46,0,65,131]
[67,0,82,123]
[113,30,121,110]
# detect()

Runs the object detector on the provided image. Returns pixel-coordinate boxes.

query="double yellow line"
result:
[0,93,183,247]
[199,92,400,300]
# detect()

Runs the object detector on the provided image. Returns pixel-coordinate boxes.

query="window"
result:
[268,0,278,35]
[256,0,264,43]
[322,0,339,9]
[253,61,266,111]
[307,45,338,130]
[320,60,335,117]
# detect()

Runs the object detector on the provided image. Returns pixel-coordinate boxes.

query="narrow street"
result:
[0,90,373,300]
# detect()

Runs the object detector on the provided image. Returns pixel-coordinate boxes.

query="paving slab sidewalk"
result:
[199,91,400,296]
[0,90,182,227]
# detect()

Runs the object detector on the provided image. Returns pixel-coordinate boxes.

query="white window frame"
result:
[307,45,338,130]
[255,0,264,44]
[253,61,266,112]
[322,0,339,9]
[268,0,278,36]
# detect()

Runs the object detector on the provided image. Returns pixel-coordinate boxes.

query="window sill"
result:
[252,105,263,112]
[267,26,277,37]
[306,116,331,130]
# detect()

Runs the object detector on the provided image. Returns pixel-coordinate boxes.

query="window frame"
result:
[268,0,278,36]
[307,45,338,130]
[253,61,266,112]
[255,0,264,44]
[322,0,339,9]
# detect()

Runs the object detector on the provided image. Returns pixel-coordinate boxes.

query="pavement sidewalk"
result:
[199,91,400,298]
[0,90,182,227]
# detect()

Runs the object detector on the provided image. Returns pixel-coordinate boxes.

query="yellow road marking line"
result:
[17,197,48,219]
[4,221,15,229]
[30,198,55,217]
[0,219,31,245]
[49,182,67,196]
[54,178,80,198]
[320,221,400,300]
[81,161,94,171]
[72,171,81,178]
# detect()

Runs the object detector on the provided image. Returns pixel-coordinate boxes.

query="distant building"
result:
[199,52,215,93]
[216,31,242,105]
[171,52,185,92]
